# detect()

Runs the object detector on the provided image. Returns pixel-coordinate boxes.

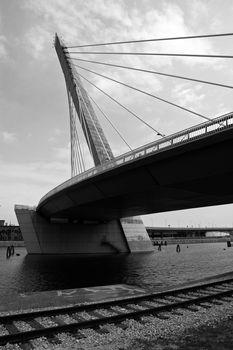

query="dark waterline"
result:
[1,243,233,298]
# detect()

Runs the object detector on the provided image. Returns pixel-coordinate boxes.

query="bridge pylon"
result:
[55,34,114,176]
[14,34,153,255]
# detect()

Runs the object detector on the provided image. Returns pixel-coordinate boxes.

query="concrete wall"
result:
[15,206,128,254]
[152,237,229,245]
[120,217,153,252]
[0,241,25,247]
[15,206,41,253]
[15,206,153,255]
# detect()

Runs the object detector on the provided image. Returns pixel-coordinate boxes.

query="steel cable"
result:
[73,64,211,121]
[70,57,233,90]
[77,72,166,137]
[65,32,233,49]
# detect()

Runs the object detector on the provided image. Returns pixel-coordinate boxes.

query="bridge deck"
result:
[39,112,233,205]
[37,112,233,220]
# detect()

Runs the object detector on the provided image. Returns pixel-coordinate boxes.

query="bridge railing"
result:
[39,112,233,205]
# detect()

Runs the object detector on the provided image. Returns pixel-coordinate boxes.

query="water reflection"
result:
[1,243,233,298]
[22,253,132,290]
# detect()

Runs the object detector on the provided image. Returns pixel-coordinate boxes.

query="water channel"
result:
[0,242,233,298]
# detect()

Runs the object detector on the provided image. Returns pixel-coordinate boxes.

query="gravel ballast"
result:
[1,297,233,349]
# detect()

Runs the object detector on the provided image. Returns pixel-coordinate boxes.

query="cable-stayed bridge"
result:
[15,32,233,255]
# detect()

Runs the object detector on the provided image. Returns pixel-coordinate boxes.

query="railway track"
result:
[1,277,233,348]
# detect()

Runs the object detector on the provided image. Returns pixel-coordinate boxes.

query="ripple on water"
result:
[0,242,233,297]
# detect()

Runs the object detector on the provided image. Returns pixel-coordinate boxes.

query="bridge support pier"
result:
[15,206,153,255]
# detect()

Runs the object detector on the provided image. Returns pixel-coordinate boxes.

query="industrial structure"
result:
[0,221,22,241]
[147,226,232,245]
[15,35,152,255]
[15,33,233,255]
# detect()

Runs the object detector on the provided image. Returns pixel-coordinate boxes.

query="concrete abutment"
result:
[15,205,153,255]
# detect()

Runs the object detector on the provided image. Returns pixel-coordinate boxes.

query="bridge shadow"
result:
[15,252,154,294]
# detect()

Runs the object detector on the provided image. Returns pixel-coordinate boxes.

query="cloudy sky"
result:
[1,0,233,226]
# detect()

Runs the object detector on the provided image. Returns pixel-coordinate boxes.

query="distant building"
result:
[146,226,232,241]
[205,231,230,237]
[0,220,23,241]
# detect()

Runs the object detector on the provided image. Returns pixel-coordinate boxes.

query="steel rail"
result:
[1,276,233,323]
[0,289,233,345]
[1,278,233,345]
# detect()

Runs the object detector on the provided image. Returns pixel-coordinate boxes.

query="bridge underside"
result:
[16,127,233,255]
[38,128,233,221]
[15,207,152,254]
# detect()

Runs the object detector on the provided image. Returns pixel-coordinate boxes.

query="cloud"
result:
[83,68,162,108]
[1,131,17,144]
[0,156,71,223]
[48,128,65,144]
[53,143,70,160]
[53,140,94,173]
[2,0,232,227]
[0,13,7,60]
[21,0,220,128]
[214,103,232,118]
[172,83,205,110]
[0,159,69,184]
[23,0,215,67]
[0,36,7,59]
[24,25,52,60]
